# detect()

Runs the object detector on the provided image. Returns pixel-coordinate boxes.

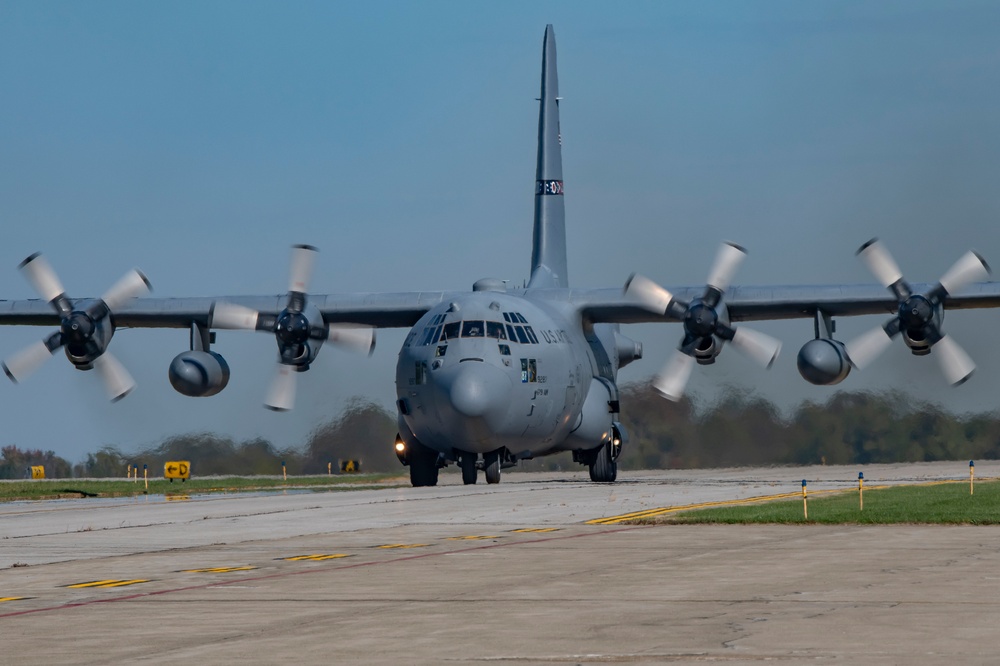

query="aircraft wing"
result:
[0,292,451,329]
[4,281,999,329]
[571,282,1000,325]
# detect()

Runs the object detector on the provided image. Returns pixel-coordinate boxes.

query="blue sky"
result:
[2,2,1000,462]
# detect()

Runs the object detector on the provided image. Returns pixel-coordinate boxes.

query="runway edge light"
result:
[802,479,808,520]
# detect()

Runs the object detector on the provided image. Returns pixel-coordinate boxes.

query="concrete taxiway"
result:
[1,461,998,664]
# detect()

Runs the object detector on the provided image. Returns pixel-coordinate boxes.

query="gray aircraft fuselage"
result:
[395,287,617,460]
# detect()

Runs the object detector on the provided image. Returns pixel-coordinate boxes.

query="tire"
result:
[460,453,477,485]
[588,443,618,483]
[484,451,501,484]
[409,441,439,487]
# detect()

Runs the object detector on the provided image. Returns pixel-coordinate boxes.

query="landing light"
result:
[395,442,406,452]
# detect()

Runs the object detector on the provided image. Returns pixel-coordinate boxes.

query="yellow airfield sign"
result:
[164,461,191,481]
[30,466,44,479]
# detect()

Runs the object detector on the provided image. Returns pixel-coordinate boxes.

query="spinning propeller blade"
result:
[328,324,376,356]
[94,353,136,402]
[19,253,66,306]
[211,303,260,330]
[264,364,297,412]
[933,335,976,387]
[212,245,375,411]
[729,327,782,369]
[846,239,990,383]
[101,269,151,311]
[4,253,149,401]
[844,325,894,370]
[653,350,695,402]
[627,242,779,401]
[2,338,58,383]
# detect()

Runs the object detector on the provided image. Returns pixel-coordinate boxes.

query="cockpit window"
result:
[502,312,511,323]
[506,324,518,343]
[514,313,528,324]
[486,321,506,339]
[462,320,485,338]
[418,325,443,346]
[442,322,461,341]
[513,326,529,344]
[523,326,538,344]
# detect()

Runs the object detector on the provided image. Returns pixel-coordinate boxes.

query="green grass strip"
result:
[0,474,407,502]
[637,479,1000,525]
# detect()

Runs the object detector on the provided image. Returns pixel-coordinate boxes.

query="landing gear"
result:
[460,453,477,485]
[409,440,440,487]
[484,450,501,484]
[588,441,617,483]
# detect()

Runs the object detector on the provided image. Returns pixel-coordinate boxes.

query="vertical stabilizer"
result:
[528,25,568,289]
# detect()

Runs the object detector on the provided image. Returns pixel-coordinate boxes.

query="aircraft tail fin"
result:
[528,25,568,289]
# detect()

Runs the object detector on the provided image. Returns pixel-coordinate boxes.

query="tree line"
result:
[2,385,999,479]
[615,382,1000,470]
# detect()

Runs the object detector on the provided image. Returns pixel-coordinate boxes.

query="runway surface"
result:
[2,461,999,664]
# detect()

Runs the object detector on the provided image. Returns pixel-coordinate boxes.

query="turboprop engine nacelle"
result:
[797,338,851,386]
[901,328,933,356]
[169,351,231,397]
[694,334,721,365]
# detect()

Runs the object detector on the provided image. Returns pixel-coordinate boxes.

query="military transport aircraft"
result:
[2,25,1000,487]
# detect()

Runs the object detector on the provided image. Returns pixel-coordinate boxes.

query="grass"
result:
[0,473,408,501]
[638,479,1000,525]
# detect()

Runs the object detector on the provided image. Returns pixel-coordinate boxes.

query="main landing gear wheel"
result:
[460,453,477,485]
[409,441,439,487]
[484,451,501,484]
[589,442,617,483]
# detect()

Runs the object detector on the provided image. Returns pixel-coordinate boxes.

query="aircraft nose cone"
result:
[449,362,511,419]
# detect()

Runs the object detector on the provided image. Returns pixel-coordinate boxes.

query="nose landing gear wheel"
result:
[460,453,477,485]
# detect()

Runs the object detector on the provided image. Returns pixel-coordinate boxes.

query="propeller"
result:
[2,253,150,401]
[625,242,782,401]
[845,238,989,386]
[210,245,376,411]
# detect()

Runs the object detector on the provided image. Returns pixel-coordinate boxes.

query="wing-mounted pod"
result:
[2,253,150,401]
[797,311,851,386]
[169,323,231,397]
[625,242,782,401]
[211,245,375,411]
[845,238,990,386]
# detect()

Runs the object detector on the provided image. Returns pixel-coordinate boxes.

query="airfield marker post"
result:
[802,479,808,519]
[127,464,131,480]
[282,461,287,483]
[970,460,975,496]
[143,464,148,491]
[858,472,864,511]
[328,462,331,476]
